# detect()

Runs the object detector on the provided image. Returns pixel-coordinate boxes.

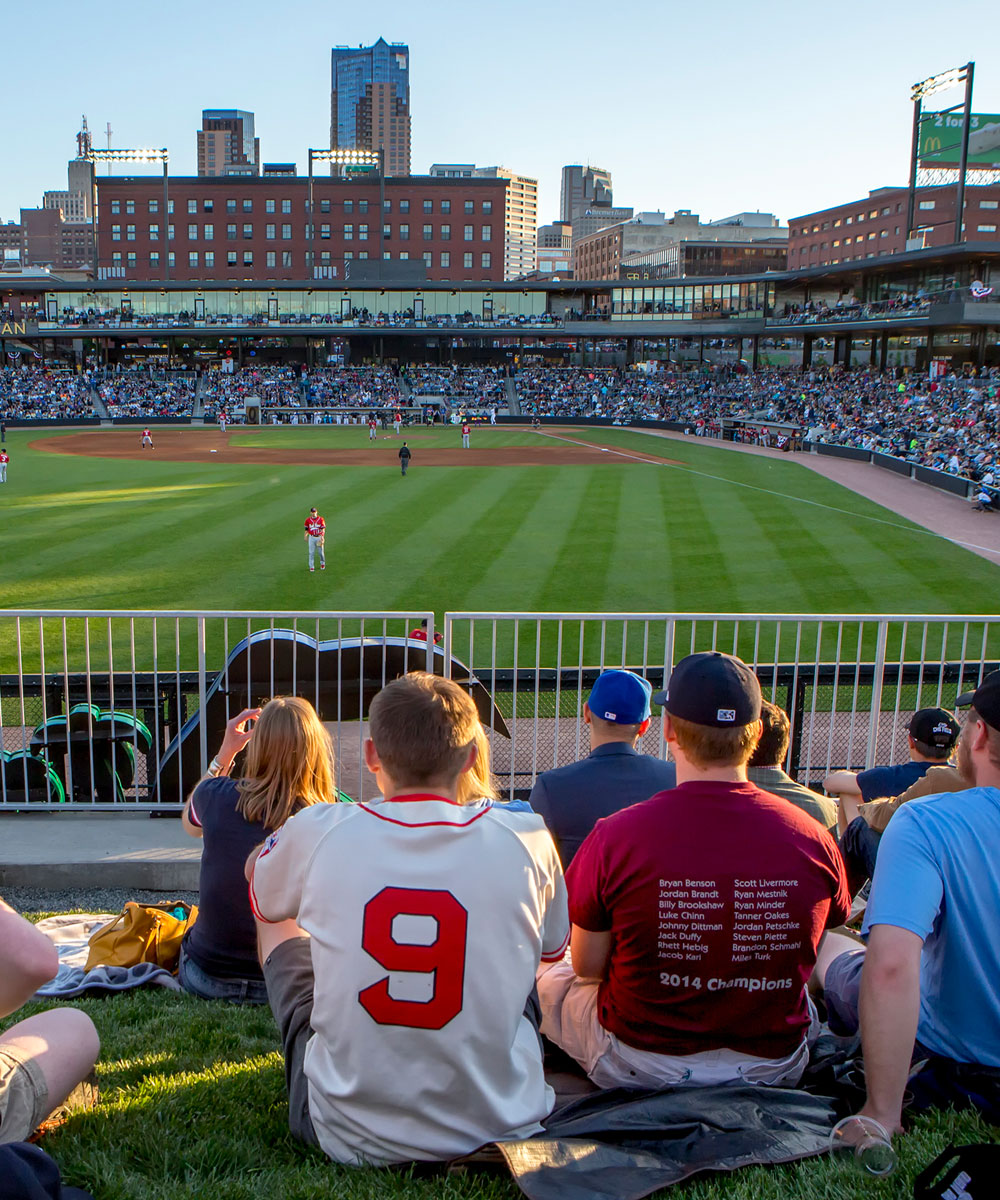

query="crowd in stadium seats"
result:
[0,366,94,419]
[515,364,1000,482]
[45,307,560,330]
[201,366,302,418]
[306,367,400,408]
[96,375,197,418]
[407,365,506,402]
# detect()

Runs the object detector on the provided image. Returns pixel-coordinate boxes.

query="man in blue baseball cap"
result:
[529,669,676,868]
[538,651,850,1091]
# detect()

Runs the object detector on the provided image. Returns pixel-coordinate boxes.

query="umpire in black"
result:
[398,441,411,476]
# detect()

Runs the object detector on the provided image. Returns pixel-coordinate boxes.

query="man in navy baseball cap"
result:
[652,651,761,728]
[529,669,674,868]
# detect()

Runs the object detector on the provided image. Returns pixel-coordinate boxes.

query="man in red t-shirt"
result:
[537,651,850,1090]
[303,507,326,572]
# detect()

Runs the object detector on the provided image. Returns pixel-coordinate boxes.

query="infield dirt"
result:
[30,428,685,469]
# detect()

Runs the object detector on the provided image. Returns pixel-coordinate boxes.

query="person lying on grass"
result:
[246,671,569,1166]
[181,697,337,1005]
[0,895,100,1144]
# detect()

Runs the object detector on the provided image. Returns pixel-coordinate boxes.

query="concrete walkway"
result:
[0,812,201,891]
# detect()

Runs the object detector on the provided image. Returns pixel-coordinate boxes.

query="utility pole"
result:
[105,123,113,173]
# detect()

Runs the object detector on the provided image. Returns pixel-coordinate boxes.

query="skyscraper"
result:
[197,110,260,177]
[560,165,613,224]
[330,39,410,176]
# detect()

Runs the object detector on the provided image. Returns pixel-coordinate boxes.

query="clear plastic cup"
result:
[828,1115,897,1176]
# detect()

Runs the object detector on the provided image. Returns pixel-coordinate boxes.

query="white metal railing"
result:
[1,610,996,810]
[443,613,998,797]
[0,611,435,810]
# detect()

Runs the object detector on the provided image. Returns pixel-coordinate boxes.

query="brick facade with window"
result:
[95,176,506,282]
[789,184,1000,269]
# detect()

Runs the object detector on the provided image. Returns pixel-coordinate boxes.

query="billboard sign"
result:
[919,112,1000,167]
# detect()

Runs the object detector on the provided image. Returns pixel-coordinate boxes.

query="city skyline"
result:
[1,0,998,230]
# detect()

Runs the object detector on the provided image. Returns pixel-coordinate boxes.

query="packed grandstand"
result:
[2,362,998,484]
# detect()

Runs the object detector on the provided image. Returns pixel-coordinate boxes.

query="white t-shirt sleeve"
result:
[536,830,570,961]
[249,805,327,923]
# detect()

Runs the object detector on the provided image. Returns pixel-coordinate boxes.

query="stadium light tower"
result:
[906,63,974,245]
[307,147,383,281]
[86,147,170,283]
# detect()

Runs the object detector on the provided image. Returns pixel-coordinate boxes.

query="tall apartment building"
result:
[560,165,613,223]
[431,164,537,279]
[0,208,93,272]
[331,39,411,177]
[197,110,260,177]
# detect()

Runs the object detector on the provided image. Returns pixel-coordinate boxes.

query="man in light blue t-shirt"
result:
[816,670,1000,1133]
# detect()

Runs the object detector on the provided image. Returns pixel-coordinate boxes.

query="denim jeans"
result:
[178,944,269,1005]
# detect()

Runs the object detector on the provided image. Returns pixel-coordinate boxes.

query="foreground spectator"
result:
[747,700,837,828]
[180,698,336,1003]
[0,896,100,1144]
[817,670,1000,1128]
[247,672,568,1165]
[538,652,850,1089]
[529,669,676,867]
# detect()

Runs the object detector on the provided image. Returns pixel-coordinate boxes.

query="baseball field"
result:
[4,422,999,624]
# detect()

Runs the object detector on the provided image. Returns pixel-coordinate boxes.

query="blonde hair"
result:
[369,672,479,793]
[669,714,761,770]
[236,696,336,828]
[456,721,500,805]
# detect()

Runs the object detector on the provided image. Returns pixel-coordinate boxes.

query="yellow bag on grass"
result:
[85,901,198,972]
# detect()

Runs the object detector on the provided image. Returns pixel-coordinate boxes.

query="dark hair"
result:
[748,700,790,768]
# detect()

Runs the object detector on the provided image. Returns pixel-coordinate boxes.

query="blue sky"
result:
[2,0,997,226]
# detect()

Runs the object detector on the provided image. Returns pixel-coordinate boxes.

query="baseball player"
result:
[304,507,326,572]
[398,441,411,477]
[0,449,8,483]
[141,428,154,449]
[368,416,378,441]
[219,411,228,434]
[393,410,402,434]
[461,420,471,449]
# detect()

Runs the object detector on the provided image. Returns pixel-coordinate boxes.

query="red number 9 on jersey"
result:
[359,887,468,1030]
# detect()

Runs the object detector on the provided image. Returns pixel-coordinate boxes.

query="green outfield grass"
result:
[1,424,998,673]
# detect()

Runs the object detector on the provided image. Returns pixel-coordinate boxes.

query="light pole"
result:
[307,147,380,280]
[907,64,974,245]
[87,147,170,283]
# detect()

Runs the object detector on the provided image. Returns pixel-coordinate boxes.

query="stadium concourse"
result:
[2,361,998,487]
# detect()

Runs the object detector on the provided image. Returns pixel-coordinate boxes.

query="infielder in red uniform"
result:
[141,428,154,449]
[393,410,402,434]
[0,449,9,483]
[461,421,471,449]
[368,417,378,441]
[304,507,326,572]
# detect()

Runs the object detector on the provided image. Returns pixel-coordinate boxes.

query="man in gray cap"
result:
[537,651,849,1091]
[816,669,1000,1130]
[529,669,675,868]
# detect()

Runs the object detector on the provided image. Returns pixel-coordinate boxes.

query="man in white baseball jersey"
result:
[140,428,153,449]
[303,507,326,572]
[248,672,569,1166]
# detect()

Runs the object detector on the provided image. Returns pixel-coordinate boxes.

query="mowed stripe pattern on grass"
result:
[3,427,999,616]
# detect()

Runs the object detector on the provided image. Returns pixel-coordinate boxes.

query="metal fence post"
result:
[865,620,890,771]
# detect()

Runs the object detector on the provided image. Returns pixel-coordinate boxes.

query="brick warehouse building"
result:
[789,183,1000,269]
[94,175,507,283]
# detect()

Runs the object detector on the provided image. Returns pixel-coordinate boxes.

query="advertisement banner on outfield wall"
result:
[919,112,1000,166]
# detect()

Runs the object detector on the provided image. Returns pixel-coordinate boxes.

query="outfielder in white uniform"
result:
[303,507,326,571]
[249,672,569,1166]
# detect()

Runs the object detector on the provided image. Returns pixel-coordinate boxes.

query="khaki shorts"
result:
[0,1043,50,1145]
[537,959,816,1090]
